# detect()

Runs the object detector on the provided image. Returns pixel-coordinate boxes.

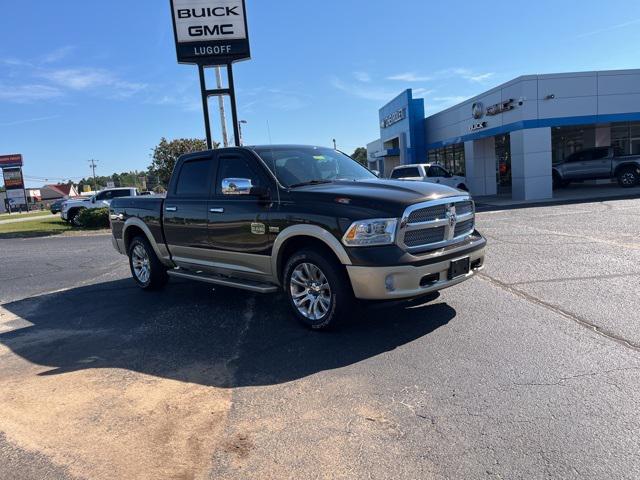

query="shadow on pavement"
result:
[1,278,455,388]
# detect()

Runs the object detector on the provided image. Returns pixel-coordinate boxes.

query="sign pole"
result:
[198,64,214,150]
[227,64,241,147]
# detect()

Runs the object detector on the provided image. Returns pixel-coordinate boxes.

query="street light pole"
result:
[333,138,337,150]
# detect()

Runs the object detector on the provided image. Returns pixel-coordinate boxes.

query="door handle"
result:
[209,208,225,214]
[165,206,177,212]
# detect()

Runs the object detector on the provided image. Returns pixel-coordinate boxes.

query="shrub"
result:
[77,207,110,229]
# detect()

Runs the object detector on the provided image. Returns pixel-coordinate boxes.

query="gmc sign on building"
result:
[170,0,250,65]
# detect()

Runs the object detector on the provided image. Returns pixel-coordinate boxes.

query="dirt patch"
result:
[0,308,234,480]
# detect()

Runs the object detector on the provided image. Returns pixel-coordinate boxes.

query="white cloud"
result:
[0,84,63,103]
[353,71,372,83]
[0,115,61,127]
[41,68,147,98]
[42,46,75,64]
[576,18,640,38]
[387,72,433,82]
[239,86,310,113]
[412,88,435,98]
[331,77,401,102]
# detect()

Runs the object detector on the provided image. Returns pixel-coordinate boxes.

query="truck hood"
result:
[287,179,468,217]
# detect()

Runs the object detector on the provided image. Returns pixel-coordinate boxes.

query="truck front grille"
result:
[399,196,475,253]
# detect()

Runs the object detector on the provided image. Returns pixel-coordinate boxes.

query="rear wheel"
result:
[128,236,168,290]
[284,249,352,330]
[617,167,639,188]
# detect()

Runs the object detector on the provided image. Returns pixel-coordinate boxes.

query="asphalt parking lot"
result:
[1,198,639,480]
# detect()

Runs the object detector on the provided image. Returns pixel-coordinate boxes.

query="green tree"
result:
[351,147,368,166]
[148,137,209,187]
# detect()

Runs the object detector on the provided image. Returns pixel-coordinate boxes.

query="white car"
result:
[390,164,468,191]
[62,187,139,226]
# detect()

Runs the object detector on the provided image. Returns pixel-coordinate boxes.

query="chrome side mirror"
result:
[371,170,380,177]
[222,178,252,195]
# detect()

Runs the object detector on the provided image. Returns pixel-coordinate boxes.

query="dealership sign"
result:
[2,167,27,206]
[170,0,250,65]
[0,154,23,168]
[380,108,407,129]
[487,99,515,116]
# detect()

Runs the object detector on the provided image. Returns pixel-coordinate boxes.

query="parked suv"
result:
[62,187,139,226]
[390,164,468,191]
[109,146,486,330]
[553,146,640,188]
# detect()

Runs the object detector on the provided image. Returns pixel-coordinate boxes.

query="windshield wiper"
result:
[288,180,334,189]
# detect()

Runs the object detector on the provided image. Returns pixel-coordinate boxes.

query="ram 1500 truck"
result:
[553,146,640,188]
[109,145,486,330]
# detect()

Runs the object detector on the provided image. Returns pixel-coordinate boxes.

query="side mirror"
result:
[91,198,96,204]
[222,178,253,196]
[371,170,380,177]
[445,172,453,178]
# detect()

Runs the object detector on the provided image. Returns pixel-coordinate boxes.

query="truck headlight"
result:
[342,218,398,247]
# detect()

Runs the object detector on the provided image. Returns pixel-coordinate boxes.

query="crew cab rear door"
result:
[163,153,217,267]
[206,150,274,279]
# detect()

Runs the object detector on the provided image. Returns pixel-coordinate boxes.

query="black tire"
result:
[128,236,169,290]
[283,249,353,330]
[70,208,85,227]
[617,167,639,188]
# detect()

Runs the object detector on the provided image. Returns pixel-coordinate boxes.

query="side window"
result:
[111,190,131,199]
[395,167,421,178]
[391,168,407,179]
[175,159,213,196]
[592,148,609,160]
[216,155,263,195]
[427,166,446,177]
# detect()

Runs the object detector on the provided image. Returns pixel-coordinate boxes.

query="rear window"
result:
[175,159,212,196]
[391,167,421,178]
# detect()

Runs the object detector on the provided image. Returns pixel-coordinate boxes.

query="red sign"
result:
[0,154,23,168]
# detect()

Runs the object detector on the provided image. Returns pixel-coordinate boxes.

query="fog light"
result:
[385,275,395,292]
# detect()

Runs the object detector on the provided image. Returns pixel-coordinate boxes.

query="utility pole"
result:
[333,139,337,150]
[88,159,98,193]
[238,120,247,146]
[215,66,229,147]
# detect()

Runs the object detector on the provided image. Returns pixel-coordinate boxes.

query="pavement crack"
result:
[477,272,640,353]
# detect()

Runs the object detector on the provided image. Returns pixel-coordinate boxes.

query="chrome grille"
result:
[399,196,475,252]
[404,227,446,247]
[454,219,475,237]
[407,205,447,223]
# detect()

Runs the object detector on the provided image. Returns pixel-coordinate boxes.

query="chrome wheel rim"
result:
[621,172,636,186]
[290,263,332,321]
[132,244,151,284]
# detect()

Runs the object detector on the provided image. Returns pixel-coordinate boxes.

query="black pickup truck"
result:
[109,145,486,329]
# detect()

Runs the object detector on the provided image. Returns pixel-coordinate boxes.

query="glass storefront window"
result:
[495,134,511,188]
[427,144,466,176]
[552,125,596,164]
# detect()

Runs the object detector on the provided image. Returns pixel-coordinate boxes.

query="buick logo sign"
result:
[472,102,484,120]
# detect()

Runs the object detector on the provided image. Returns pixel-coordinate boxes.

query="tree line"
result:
[71,138,368,193]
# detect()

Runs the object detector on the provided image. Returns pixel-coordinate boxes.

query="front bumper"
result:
[346,235,486,300]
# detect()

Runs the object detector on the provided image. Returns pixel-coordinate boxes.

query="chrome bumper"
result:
[346,246,485,300]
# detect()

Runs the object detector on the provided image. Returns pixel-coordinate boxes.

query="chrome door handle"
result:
[209,208,225,214]
[165,206,177,212]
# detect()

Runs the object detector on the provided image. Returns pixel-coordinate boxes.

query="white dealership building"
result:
[367,69,640,200]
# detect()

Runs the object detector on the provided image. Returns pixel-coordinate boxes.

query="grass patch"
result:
[0,216,74,239]
[0,211,52,221]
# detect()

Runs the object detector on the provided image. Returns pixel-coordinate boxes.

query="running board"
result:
[167,269,279,294]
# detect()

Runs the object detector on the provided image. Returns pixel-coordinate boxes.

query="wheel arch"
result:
[122,218,174,267]
[613,162,640,177]
[272,225,352,286]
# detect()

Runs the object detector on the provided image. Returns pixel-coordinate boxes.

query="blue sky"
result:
[2,0,640,187]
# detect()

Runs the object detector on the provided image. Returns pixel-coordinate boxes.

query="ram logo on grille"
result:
[447,206,457,229]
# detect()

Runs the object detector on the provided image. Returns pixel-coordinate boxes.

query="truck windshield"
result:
[253,146,376,188]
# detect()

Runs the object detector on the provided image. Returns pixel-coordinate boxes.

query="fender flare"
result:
[122,217,174,267]
[271,224,352,283]
[613,162,640,177]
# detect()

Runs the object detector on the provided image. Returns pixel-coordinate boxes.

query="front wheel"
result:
[284,249,353,330]
[617,167,639,188]
[70,209,85,227]
[128,236,168,290]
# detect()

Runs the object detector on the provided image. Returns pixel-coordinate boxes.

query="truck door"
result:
[581,147,611,179]
[163,153,217,268]
[206,150,274,281]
